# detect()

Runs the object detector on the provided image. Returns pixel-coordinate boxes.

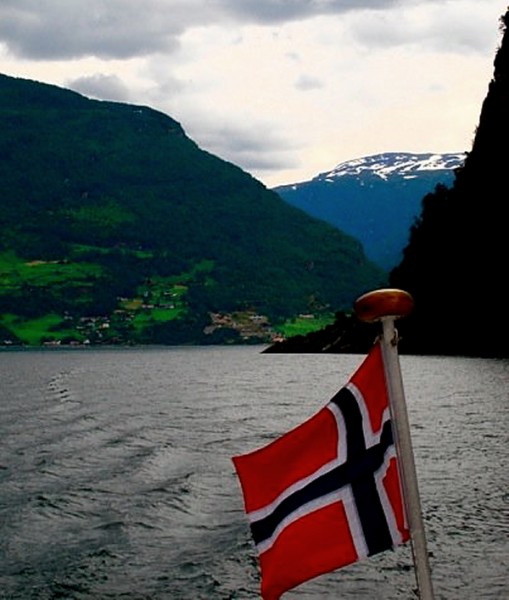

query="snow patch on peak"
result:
[317,152,465,182]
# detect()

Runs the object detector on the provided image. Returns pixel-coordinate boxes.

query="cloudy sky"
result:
[0,1,505,187]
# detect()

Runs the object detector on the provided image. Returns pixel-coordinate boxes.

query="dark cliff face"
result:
[389,10,509,357]
[466,11,509,174]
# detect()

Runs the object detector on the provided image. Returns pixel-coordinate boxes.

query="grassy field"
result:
[131,307,186,332]
[276,314,335,337]
[0,313,84,345]
[0,251,194,344]
[0,251,103,290]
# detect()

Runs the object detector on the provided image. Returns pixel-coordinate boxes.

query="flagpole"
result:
[354,288,435,600]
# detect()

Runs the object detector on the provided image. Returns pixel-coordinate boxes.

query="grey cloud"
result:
[143,60,188,99]
[349,5,499,54]
[295,74,324,90]
[67,74,130,102]
[0,1,207,60]
[0,0,410,61]
[432,14,499,54]
[151,77,187,99]
[285,51,301,62]
[228,150,299,174]
[187,120,300,174]
[2,0,488,70]
[217,0,403,24]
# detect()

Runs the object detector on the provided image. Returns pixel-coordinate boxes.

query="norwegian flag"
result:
[232,341,409,600]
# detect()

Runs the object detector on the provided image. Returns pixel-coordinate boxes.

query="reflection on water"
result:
[0,347,507,599]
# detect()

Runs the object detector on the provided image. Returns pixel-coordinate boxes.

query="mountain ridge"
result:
[274,152,462,270]
[313,152,464,181]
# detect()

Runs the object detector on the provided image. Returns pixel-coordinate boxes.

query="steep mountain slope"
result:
[274,153,463,270]
[389,9,509,357]
[0,73,385,345]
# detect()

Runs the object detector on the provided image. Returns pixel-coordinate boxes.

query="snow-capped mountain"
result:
[274,152,465,270]
[317,152,464,181]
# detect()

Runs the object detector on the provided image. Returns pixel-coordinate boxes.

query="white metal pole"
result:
[354,288,435,600]
[380,316,435,600]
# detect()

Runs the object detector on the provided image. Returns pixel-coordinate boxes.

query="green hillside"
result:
[0,74,385,345]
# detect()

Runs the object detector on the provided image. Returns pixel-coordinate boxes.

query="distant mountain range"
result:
[274,152,464,270]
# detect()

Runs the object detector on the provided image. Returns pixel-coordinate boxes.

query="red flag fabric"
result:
[232,341,409,600]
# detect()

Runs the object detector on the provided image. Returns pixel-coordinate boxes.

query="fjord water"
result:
[0,346,507,599]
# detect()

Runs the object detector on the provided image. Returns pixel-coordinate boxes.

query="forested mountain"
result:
[274,153,462,270]
[389,8,509,357]
[0,73,385,345]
